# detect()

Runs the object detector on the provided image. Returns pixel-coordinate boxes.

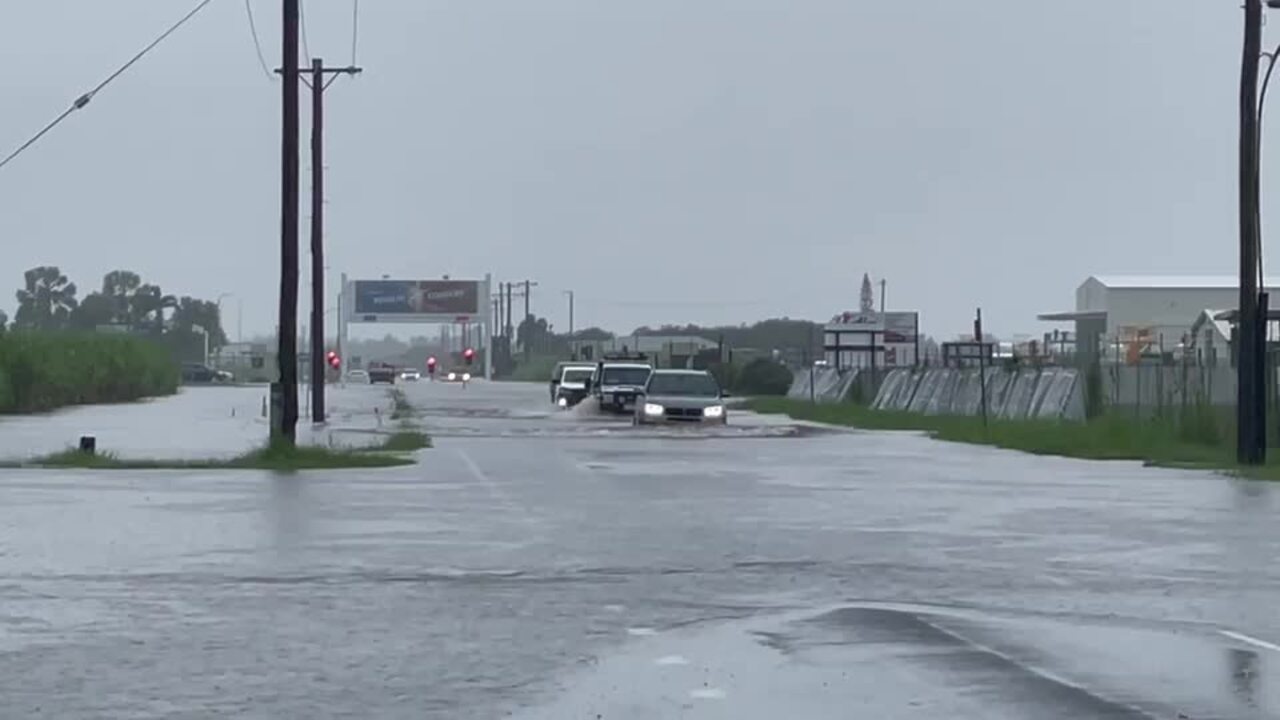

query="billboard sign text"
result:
[351,280,483,321]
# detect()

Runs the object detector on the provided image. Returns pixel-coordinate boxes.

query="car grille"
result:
[664,407,703,421]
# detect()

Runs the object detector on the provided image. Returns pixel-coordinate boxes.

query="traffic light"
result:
[326,350,341,370]
[426,356,437,376]
[463,347,475,365]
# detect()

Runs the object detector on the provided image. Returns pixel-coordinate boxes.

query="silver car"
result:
[634,369,729,425]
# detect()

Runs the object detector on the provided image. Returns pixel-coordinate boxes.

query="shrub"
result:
[733,358,793,396]
[0,331,178,413]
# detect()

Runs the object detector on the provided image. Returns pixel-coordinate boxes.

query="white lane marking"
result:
[920,618,1161,720]
[655,655,689,666]
[626,627,657,636]
[1221,630,1280,653]
[455,448,546,540]
[602,604,626,614]
[689,688,726,700]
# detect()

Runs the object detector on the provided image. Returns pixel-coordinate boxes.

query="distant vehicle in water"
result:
[593,360,652,414]
[555,365,595,408]
[346,369,369,383]
[550,360,595,402]
[181,362,233,384]
[399,368,421,382]
[443,369,472,385]
[635,369,728,426]
[367,362,398,384]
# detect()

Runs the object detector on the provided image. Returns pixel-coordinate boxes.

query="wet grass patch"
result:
[360,429,431,453]
[389,388,415,420]
[24,442,417,471]
[745,397,1280,480]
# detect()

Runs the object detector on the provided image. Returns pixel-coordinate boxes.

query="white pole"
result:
[483,273,494,380]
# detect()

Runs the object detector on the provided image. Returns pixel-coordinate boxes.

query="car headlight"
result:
[462,373,471,381]
[448,372,456,381]
[703,405,725,418]
[643,403,664,416]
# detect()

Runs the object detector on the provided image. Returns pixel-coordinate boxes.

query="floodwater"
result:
[2,380,1279,718]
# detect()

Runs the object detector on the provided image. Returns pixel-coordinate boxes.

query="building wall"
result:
[1102,288,1240,344]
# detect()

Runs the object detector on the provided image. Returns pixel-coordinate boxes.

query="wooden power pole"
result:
[278,0,301,444]
[1240,0,1265,464]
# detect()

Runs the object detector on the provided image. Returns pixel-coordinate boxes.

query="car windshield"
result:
[562,369,593,383]
[646,372,720,397]
[601,367,651,386]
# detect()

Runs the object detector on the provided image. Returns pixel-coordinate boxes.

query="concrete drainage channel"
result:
[786,366,1084,421]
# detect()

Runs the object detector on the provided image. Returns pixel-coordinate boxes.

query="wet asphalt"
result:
[2,380,1279,718]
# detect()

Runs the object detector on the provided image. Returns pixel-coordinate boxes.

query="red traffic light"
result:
[463,347,475,364]
[426,356,437,373]
[326,350,340,369]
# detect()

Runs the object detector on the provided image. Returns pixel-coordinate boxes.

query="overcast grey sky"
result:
[0,1,1252,340]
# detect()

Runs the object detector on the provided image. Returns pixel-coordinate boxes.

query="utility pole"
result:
[1240,0,1265,464]
[879,279,887,314]
[504,282,513,341]
[277,0,301,445]
[307,57,361,424]
[565,290,574,336]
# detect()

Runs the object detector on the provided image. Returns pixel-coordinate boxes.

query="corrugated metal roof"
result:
[1090,275,1280,289]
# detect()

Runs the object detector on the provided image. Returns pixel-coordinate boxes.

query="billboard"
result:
[349,279,484,321]
[824,310,920,368]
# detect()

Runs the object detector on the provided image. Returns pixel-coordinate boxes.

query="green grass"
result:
[0,331,178,413]
[389,388,415,419]
[25,439,418,470]
[360,430,431,453]
[747,397,1280,480]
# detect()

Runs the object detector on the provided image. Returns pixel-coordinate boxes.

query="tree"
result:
[733,358,794,396]
[860,273,874,313]
[130,283,177,334]
[572,327,614,341]
[14,266,78,330]
[170,296,227,348]
[0,309,8,333]
[69,292,116,330]
[101,270,142,325]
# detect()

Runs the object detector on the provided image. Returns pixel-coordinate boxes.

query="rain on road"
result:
[1,380,1278,718]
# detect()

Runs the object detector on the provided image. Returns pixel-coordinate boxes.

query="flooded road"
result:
[2,380,1280,718]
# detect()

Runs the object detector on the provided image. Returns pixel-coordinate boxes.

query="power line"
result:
[244,0,274,81]
[299,0,313,66]
[350,0,361,67]
[0,0,216,172]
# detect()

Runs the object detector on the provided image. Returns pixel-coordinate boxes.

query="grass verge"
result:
[390,388,414,420]
[746,397,1280,480]
[26,442,416,470]
[360,430,431,453]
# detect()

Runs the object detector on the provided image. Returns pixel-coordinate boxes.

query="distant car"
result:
[367,363,398,384]
[181,362,232,384]
[346,369,369,383]
[550,360,594,402]
[443,369,472,384]
[593,361,652,414]
[400,368,421,382]
[554,365,595,408]
[635,369,728,426]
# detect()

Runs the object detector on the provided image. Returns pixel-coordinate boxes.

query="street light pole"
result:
[564,290,574,336]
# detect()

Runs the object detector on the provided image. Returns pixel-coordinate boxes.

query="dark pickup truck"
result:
[367,363,398,385]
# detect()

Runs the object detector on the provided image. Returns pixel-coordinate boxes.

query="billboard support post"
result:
[484,273,493,380]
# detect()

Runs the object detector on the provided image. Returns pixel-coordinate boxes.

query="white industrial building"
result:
[1038,275,1280,358]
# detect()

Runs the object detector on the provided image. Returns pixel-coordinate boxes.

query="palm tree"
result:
[100,270,141,325]
[14,266,78,330]
[129,284,177,334]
